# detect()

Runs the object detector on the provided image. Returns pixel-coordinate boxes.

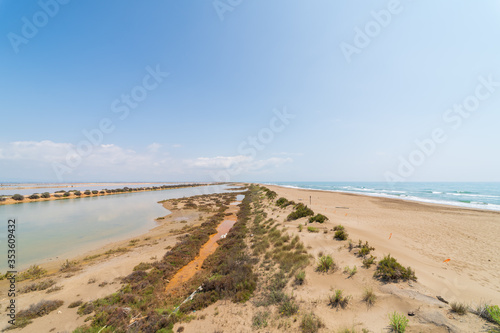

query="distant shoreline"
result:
[0,183,218,206]
[263,182,500,213]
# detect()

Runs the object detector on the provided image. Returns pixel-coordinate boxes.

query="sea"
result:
[263,182,500,212]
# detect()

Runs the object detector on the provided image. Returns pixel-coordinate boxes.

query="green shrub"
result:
[374,255,416,282]
[487,305,500,325]
[92,190,98,194]
[84,190,91,195]
[388,311,409,333]
[307,226,319,233]
[328,289,350,309]
[343,265,357,277]
[252,311,270,328]
[298,224,303,232]
[28,194,40,199]
[287,204,314,221]
[74,191,82,196]
[11,194,24,201]
[450,302,468,315]
[41,192,51,198]
[357,241,375,257]
[276,197,293,208]
[295,270,306,285]
[300,312,324,333]
[362,255,377,268]
[68,300,83,308]
[279,296,299,316]
[63,192,71,197]
[316,255,335,273]
[133,262,152,271]
[334,229,348,240]
[333,225,344,231]
[18,265,47,281]
[309,214,328,223]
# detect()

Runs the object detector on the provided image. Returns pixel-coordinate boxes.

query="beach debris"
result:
[408,311,415,316]
[436,296,449,304]
[443,258,451,263]
[389,233,392,239]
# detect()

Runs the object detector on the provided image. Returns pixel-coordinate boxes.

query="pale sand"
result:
[265,185,500,304]
[0,198,212,332]
[175,184,499,333]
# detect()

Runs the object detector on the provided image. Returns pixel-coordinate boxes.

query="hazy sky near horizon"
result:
[1,1,500,182]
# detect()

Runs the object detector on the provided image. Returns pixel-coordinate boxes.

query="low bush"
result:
[133,262,152,271]
[300,312,324,333]
[84,190,91,195]
[68,300,83,308]
[41,192,51,198]
[19,279,56,294]
[388,311,409,333]
[279,296,299,316]
[374,255,417,282]
[60,259,79,272]
[12,300,64,329]
[362,287,377,306]
[252,311,270,328]
[63,192,71,197]
[287,204,314,221]
[276,197,291,208]
[334,229,348,240]
[362,255,377,268]
[450,302,468,315]
[328,289,350,309]
[92,190,99,194]
[295,270,306,285]
[357,241,375,257]
[307,226,319,233]
[74,191,82,196]
[29,194,40,199]
[343,265,357,277]
[11,194,24,201]
[316,255,335,273]
[309,214,328,223]
[18,265,47,281]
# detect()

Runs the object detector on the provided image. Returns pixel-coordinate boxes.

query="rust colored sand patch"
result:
[165,202,240,294]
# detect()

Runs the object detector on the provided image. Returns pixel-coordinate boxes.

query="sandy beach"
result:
[2,184,499,332]
[264,184,500,304]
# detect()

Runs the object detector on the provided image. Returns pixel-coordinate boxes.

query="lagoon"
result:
[0,184,233,271]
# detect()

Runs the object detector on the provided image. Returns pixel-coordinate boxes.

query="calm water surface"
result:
[0,185,235,271]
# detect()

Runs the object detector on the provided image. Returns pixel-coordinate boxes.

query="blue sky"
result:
[1,0,499,182]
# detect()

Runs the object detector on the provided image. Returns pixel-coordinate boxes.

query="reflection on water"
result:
[0,185,232,271]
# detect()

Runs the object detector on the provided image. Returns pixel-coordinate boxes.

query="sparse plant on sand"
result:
[362,287,377,306]
[252,311,270,328]
[343,265,357,277]
[300,312,324,333]
[307,226,319,233]
[287,203,314,221]
[450,302,468,315]
[362,255,377,268]
[295,270,306,285]
[329,289,350,309]
[388,311,409,333]
[316,255,335,273]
